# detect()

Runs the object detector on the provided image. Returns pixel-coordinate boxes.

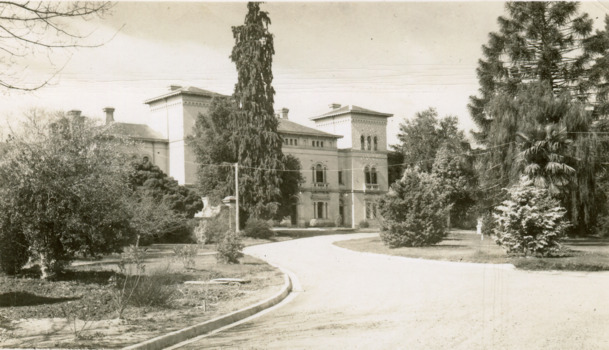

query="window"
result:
[373,136,378,151]
[371,167,377,184]
[315,164,325,183]
[289,139,293,145]
[360,135,365,150]
[365,166,377,184]
[312,140,315,147]
[320,141,324,148]
[294,139,298,146]
[366,202,377,219]
[314,202,327,219]
[367,136,371,150]
[338,171,343,185]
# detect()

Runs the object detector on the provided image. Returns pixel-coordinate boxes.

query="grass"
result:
[0,245,284,349]
[335,230,609,271]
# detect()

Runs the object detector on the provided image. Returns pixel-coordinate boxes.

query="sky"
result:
[2,1,609,145]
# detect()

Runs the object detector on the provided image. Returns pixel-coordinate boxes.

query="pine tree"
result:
[469,2,593,143]
[230,2,285,219]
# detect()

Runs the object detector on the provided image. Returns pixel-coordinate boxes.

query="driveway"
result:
[176,233,609,349]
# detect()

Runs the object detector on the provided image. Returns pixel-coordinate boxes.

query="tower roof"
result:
[144,86,228,105]
[310,105,393,121]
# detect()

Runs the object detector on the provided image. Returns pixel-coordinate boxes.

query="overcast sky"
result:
[2,1,609,145]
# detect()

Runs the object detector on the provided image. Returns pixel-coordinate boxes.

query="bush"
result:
[378,167,449,248]
[493,178,570,257]
[198,211,229,244]
[243,218,274,239]
[216,230,244,264]
[116,267,177,308]
[334,215,343,227]
[0,220,29,275]
[309,219,335,227]
[358,220,369,229]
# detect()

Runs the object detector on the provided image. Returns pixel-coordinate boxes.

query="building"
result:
[110,85,392,228]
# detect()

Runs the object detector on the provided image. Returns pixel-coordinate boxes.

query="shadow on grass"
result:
[0,291,80,307]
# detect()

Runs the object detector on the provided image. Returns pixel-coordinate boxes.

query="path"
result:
[175,233,609,349]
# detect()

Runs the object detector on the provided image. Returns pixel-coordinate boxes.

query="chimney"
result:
[169,85,182,91]
[103,107,115,125]
[280,107,289,120]
[67,110,82,118]
[329,103,341,110]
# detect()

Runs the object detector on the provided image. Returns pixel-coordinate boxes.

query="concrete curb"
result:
[122,271,292,350]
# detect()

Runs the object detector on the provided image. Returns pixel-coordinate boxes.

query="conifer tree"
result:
[469,2,593,143]
[230,2,285,219]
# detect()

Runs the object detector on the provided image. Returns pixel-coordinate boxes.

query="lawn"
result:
[0,244,284,349]
[335,230,609,271]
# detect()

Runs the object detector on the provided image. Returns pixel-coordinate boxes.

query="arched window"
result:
[371,167,377,184]
[373,136,378,151]
[367,136,372,150]
[315,164,324,183]
[364,166,371,184]
[360,135,365,150]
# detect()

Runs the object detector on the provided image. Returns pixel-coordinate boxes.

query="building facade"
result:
[111,85,392,228]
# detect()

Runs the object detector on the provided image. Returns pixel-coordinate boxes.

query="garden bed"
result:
[0,246,284,349]
[335,230,609,271]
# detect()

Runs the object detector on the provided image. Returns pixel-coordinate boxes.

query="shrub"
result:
[243,218,274,239]
[378,167,449,247]
[199,211,229,244]
[126,268,177,307]
[173,245,198,269]
[493,178,570,257]
[0,219,29,275]
[480,212,496,237]
[358,220,369,229]
[334,215,343,227]
[216,230,244,264]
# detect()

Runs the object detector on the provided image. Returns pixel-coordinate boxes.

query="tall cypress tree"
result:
[230,2,284,219]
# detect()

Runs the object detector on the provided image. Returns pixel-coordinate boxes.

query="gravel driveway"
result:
[176,233,609,350]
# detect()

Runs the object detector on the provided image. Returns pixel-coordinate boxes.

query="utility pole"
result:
[235,162,240,232]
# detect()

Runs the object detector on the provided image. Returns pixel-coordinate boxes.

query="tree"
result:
[230,2,285,219]
[484,83,598,235]
[0,110,135,278]
[0,2,114,91]
[432,143,476,228]
[378,167,449,248]
[393,108,469,173]
[469,2,593,144]
[275,154,303,221]
[494,177,570,257]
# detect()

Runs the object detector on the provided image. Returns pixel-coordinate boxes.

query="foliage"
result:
[126,193,189,246]
[379,167,449,247]
[129,159,202,218]
[243,218,274,239]
[493,178,571,257]
[432,143,476,228]
[468,2,593,144]
[358,220,370,229]
[482,83,598,235]
[229,2,285,219]
[0,2,114,91]
[393,108,470,173]
[276,154,303,220]
[0,110,135,278]
[334,215,343,228]
[172,245,198,269]
[0,216,29,275]
[121,266,177,308]
[216,230,244,264]
[197,210,230,245]
[387,150,404,186]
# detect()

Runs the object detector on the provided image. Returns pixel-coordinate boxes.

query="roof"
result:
[277,119,341,139]
[310,105,393,121]
[108,122,167,141]
[144,86,228,105]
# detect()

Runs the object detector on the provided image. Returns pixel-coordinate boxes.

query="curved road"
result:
[176,233,609,349]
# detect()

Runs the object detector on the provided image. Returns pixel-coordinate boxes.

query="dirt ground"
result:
[0,249,284,349]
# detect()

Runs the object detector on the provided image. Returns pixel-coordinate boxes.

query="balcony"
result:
[311,182,330,192]
[365,183,380,192]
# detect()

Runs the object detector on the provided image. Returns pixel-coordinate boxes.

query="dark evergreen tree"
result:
[230,2,285,219]
[469,2,593,143]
